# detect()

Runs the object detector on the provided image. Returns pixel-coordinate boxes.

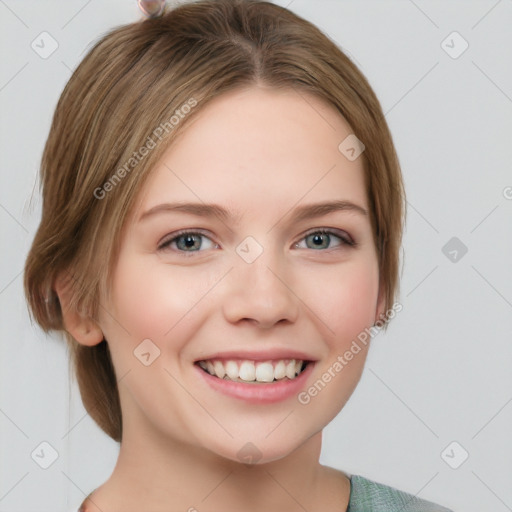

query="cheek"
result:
[296,261,379,426]
[102,253,225,349]
[304,257,380,345]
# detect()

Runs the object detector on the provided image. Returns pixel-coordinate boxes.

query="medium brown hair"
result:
[24,0,405,442]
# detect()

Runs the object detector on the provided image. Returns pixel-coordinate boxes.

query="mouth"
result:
[195,358,311,384]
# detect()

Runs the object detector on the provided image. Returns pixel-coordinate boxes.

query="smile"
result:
[197,359,309,384]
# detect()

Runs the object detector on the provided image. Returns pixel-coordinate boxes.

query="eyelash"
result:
[157,228,356,255]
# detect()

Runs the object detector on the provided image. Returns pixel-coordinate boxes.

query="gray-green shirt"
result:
[73,475,453,511]
[348,475,453,511]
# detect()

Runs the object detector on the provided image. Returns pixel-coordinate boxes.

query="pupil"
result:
[180,235,199,250]
[185,236,196,247]
[308,233,329,250]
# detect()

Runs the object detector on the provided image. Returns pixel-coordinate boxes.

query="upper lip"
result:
[194,349,317,362]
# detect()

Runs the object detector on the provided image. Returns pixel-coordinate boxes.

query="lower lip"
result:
[195,362,315,404]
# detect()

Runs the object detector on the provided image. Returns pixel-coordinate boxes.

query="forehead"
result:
[134,86,368,221]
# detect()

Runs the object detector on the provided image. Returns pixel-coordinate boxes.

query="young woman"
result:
[24,1,452,510]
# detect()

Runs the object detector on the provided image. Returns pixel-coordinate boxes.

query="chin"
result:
[201,429,315,468]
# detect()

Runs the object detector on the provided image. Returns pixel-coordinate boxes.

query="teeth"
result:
[225,360,239,380]
[255,362,274,382]
[239,361,256,381]
[198,358,307,383]
[274,360,286,380]
[213,360,226,379]
[285,360,297,379]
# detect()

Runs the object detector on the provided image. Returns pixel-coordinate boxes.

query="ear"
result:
[53,271,104,346]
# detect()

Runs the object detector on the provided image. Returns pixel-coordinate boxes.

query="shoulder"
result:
[348,474,453,512]
[69,490,95,512]
[68,502,87,512]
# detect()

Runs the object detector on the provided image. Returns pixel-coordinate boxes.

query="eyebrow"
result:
[138,199,368,224]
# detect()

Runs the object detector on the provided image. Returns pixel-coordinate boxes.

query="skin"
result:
[58,86,385,512]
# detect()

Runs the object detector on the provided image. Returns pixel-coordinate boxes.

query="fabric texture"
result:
[72,474,453,511]
[347,475,453,512]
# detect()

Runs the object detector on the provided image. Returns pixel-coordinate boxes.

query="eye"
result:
[158,230,217,254]
[294,229,355,250]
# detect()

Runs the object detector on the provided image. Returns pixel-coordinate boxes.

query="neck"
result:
[83,416,349,512]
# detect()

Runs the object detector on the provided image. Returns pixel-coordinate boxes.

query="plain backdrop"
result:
[1,1,511,511]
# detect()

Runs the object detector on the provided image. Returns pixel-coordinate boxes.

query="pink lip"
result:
[195,349,317,363]
[195,361,315,404]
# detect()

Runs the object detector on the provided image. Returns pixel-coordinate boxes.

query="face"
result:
[98,86,384,463]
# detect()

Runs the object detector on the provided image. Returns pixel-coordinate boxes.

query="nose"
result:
[221,245,300,329]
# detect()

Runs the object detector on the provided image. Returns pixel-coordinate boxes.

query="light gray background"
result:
[1,1,511,511]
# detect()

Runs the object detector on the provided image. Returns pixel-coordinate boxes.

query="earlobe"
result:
[68,319,104,347]
[53,271,104,346]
